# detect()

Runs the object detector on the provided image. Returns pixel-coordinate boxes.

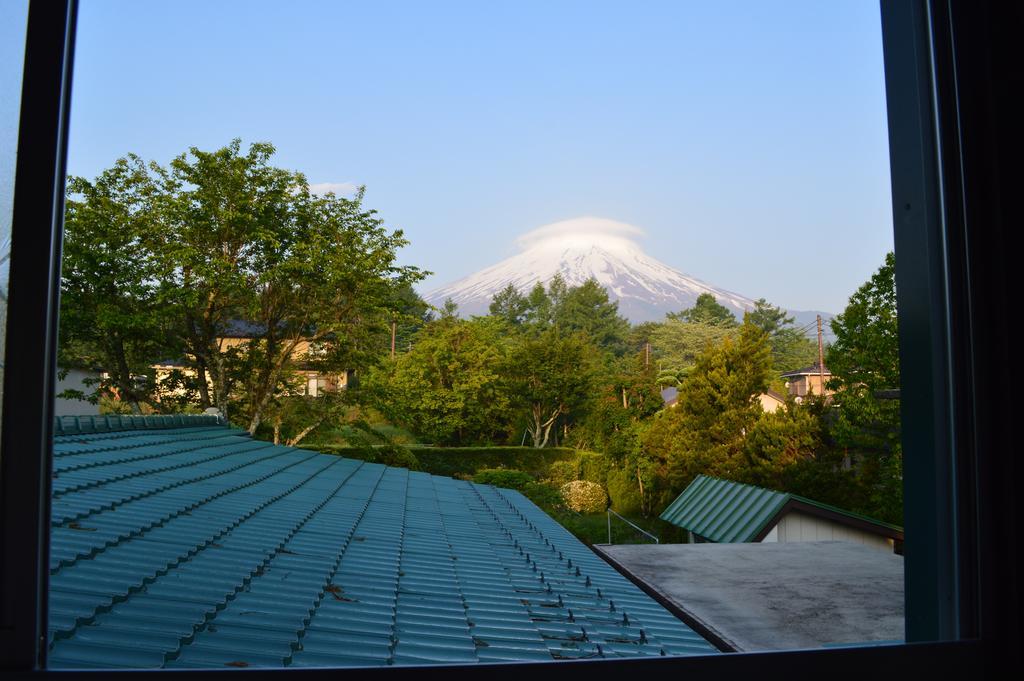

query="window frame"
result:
[2,0,1018,676]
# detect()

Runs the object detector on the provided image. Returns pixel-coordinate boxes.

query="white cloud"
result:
[515,216,645,250]
[308,181,359,196]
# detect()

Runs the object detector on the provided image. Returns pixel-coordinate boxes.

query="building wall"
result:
[786,374,832,398]
[758,393,785,412]
[54,368,100,417]
[763,510,894,552]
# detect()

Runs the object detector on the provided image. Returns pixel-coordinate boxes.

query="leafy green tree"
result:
[506,328,597,448]
[60,156,178,412]
[668,293,739,327]
[746,298,818,374]
[155,141,422,434]
[366,316,511,445]
[825,252,902,522]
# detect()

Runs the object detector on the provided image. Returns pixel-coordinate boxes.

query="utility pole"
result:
[816,314,825,396]
[644,341,650,369]
[390,319,397,360]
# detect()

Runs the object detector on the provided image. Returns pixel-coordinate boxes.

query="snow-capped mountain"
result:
[425,217,762,322]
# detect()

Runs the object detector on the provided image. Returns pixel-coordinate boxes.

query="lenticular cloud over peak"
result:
[515,216,645,251]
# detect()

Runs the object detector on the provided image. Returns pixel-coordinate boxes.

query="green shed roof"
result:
[659,475,903,543]
[47,420,716,669]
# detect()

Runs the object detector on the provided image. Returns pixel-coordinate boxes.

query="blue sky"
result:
[65,0,893,314]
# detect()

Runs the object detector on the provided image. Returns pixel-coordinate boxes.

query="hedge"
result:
[302,444,578,479]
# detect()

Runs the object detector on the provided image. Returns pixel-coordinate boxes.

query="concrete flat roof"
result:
[594,541,904,652]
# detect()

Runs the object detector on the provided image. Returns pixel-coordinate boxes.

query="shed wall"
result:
[770,510,894,551]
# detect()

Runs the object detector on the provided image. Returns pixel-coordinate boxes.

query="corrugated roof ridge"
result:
[688,478,745,540]
[175,458,374,668]
[789,494,904,532]
[702,482,766,542]
[55,414,225,437]
[477,486,690,659]
[54,429,242,463]
[659,475,790,542]
[50,442,289,535]
[52,437,270,496]
[50,454,347,662]
[49,448,337,651]
[420,475,479,664]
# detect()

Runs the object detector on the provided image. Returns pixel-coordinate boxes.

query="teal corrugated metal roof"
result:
[659,475,903,542]
[48,423,717,669]
[660,475,788,542]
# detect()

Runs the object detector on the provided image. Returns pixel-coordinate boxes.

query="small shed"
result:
[660,475,903,553]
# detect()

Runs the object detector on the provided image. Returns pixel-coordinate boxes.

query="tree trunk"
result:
[195,358,211,408]
[528,404,560,448]
[286,418,323,447]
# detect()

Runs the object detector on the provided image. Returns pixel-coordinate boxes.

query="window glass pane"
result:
[0,0,31,446]
[50,0,919,670]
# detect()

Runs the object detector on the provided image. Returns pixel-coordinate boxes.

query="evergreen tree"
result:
[552,278,630,354]
[642,321,772,492]
[746,298,818,374]
[489,283,529,326]
[668,293,739,327]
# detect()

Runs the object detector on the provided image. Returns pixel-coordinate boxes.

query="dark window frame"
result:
[1,0,1018,676]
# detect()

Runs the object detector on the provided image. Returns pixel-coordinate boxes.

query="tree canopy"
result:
[60,140,423,436]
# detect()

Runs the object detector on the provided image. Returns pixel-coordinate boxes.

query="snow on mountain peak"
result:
[425,216,758,322]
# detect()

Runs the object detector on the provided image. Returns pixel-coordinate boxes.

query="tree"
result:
[152,140,423,434]
[60,156,178,413]
[62,141,422,435]
[647,318,737,378]
[642,321,772,491]
[489,283,529,326]
[746,298,818,374]
[825,252,902,522]
[366,316,511,445]
[506,328,597,448]
[668,293,739,327]
[552,278,630,354]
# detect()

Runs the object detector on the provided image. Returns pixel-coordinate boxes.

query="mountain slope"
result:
[425,217,755,321]
[424,217,834,333]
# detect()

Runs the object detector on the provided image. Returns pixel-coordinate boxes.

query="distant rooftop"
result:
[596,542,904,652]
[48,417,715,669]
[780,362,831,378]
[660,475,903,544]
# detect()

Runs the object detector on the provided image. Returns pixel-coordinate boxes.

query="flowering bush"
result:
[560,480,608,513]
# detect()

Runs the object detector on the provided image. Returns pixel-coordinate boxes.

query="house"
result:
[152,320,351,402]
[780,362,833,401]
[45,416,717,668]
[660,386,678,408]
[756,389,786,413]
[659,475,903,553]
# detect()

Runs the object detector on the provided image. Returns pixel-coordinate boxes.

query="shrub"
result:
[545,460,579,487]
[522,482,565,509]
[577,451,611,485]
[560,480,608,513]
[473,469,534,491]
[606,467,643,515]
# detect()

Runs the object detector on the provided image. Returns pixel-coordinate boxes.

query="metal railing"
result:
[606,508,659,545]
